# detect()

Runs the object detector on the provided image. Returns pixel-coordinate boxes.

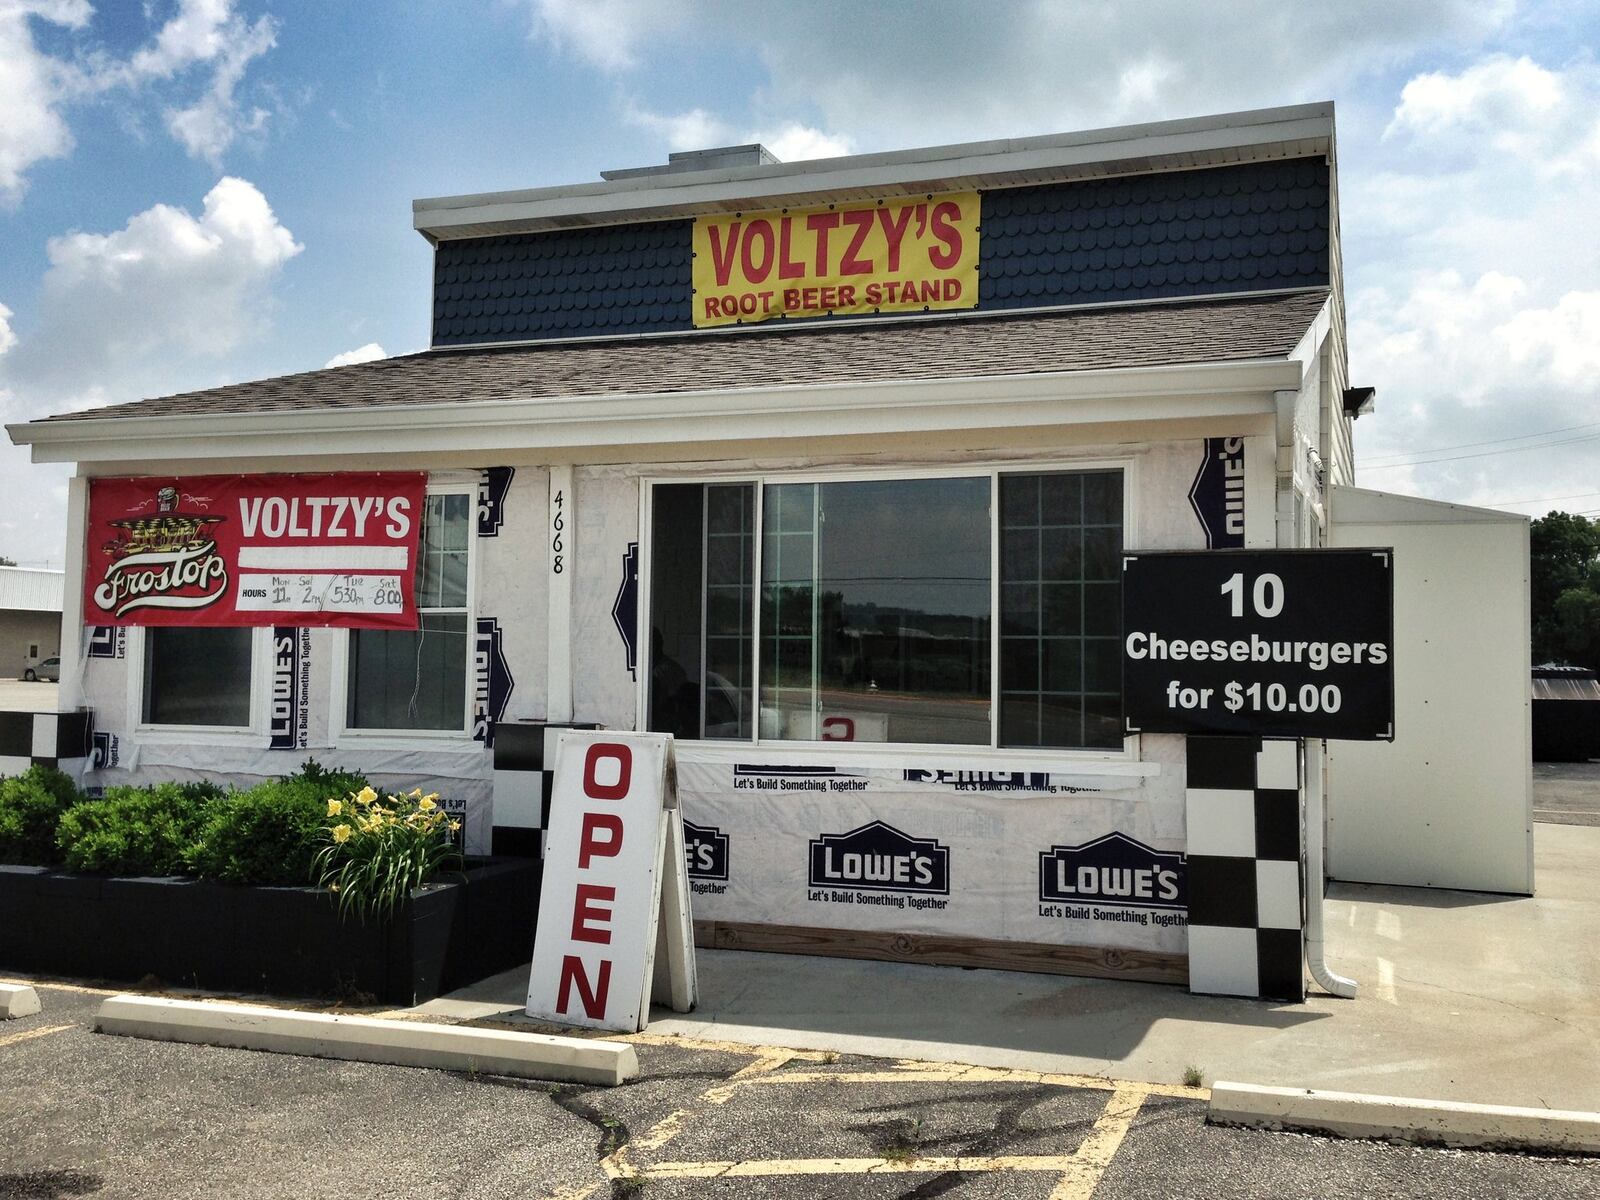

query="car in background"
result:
[23,656,59,682]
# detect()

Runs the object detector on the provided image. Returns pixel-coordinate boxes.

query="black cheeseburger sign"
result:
[1122,549,1394,741]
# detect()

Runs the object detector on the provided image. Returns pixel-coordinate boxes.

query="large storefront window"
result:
[143,627,253,727]
[347,492,470,732]
[646,468,1124,750]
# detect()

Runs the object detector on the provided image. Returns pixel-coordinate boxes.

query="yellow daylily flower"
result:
[327,798,342,817]
[331,824,352,844]
[355,786,378,806]
[418,796,437,811]
[448,820,461,833]
[410,787,424,799]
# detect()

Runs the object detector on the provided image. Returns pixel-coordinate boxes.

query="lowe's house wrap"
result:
[85,473,426,627]
[692,192,979,326]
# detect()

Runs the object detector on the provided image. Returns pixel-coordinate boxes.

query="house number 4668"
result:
[551,490,565,574]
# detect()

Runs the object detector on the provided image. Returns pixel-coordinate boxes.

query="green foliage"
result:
[187,763,369,886]
[314,786,462,922]
[1532,512,1600,670]
[55,782,220,875]
[0,765,81,865]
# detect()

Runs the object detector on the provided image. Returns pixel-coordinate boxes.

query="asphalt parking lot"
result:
[2,981,1596,1200]
[0,679,57,712]
[1534,761,1600,826]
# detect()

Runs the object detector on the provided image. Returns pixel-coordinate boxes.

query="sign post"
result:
[1122,548,1394,1002]
[526,731,697,1032]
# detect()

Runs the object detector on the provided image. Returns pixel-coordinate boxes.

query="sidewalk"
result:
[429,822,1600,1113]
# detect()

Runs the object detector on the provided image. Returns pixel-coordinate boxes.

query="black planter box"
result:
[0,857,541,1006]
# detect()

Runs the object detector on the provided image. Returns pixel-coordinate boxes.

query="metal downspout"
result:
[1304,737,1357,997]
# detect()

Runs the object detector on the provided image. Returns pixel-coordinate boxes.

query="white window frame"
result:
[635,456,1140,763]
[129,624,275,746]
[329,478,478,749]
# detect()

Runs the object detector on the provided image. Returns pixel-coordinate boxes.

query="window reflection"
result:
[760,477,991,745]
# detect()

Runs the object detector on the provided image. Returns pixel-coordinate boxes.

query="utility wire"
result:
[1477,489,1600,508]
[1361,429,1600,470]
[1362,418,1600,466]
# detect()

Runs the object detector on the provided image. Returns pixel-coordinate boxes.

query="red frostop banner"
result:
[84,473,427,628]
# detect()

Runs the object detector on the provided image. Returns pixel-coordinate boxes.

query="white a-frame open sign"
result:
[526,731,698,1032]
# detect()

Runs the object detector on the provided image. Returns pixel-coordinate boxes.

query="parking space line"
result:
[741,1066,1202,1099]
[1048,1087,1147,1200]
[642,1153,1090,1178]
[598,1049,796,1185]
[619,1030,831,1061]
[608,1085,1153,1187]
[0,1023,75,1049]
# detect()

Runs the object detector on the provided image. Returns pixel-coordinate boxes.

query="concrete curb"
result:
[0,984,41,1019]
[1209,1082,1600,1156]
[94,995,637,1087]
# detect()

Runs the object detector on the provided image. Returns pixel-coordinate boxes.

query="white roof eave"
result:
[9,357,1305,467]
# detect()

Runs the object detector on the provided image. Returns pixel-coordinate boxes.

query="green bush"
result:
[188,763,369,886]
[0,765,81,865]
[55,782,221,876]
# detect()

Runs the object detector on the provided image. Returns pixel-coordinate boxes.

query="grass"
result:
[876,1116,923,1163]
[1183,1065,1204,1088]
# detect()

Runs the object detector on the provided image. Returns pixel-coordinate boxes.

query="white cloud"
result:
[1386,55,1564,142]
[625,103,853,163]
[761,124,852,163]
[0,1,90,202]
[1345,51,1600,516]
[325,342,386,368]
[627,104,732,152]
[0,1,278,198]
[0,302,16,358]
[524,0,690,72]
[139,1,279,163]
[3,177,301,410]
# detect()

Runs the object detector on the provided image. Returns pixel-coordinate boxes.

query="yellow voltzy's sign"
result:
[691,191,979,327]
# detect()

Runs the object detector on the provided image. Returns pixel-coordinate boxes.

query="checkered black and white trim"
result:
[491,721,600,858]
[1184,735,1305,1002]
[0,710,93,778]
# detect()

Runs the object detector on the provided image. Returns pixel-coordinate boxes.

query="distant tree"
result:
[1530,512,1600,668]
[0,556,14,566]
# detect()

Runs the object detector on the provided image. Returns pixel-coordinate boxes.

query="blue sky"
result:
[2,0,1599,567]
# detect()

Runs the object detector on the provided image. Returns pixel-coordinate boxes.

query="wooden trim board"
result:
[692,920,1187,986]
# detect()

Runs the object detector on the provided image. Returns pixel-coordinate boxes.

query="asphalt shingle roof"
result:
[42,289,1328,424]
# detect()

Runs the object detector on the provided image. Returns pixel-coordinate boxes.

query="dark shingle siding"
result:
[433,219,692,344]
[431,158,1329,346]
[47,290,1327,424]
[978,159,1329,309]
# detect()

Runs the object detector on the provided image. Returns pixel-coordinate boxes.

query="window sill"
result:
[134,726,269,748]
[332,730,482,755]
